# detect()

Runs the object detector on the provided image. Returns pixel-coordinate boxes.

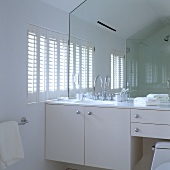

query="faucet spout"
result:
[103,75,111,100]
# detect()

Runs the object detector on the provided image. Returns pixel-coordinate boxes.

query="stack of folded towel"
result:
[146,94,169,102]
[134,97,160,106]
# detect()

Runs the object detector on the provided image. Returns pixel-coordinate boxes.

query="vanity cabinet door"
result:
[45,104,84,165]
[85,107,131,170]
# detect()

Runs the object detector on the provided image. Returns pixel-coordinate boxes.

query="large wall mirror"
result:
[69,0,170,98]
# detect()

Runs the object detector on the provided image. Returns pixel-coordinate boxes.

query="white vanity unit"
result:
[45,100,170,170]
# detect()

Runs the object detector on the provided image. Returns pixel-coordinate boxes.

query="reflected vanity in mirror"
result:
[69,0,170,99]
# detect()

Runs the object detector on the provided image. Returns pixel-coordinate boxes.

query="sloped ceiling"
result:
[38,0,170,39]
[38,0,85,13]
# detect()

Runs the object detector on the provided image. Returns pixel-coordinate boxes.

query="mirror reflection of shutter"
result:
[114,55,120,89]
[59,39,68,93]
[111,54,114,89]
[119,56,124,88]
[81,44,88,90]
[75,44,80,89]
[27,26,37,103]
[131,59,138,87]
[69,38,80,92]
[69,37,94,96]
[69,42,74,90]
[127,57,138,90]
[145,62,152,83]
[111,53,125,90]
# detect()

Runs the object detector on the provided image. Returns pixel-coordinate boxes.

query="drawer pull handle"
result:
[88,112,92,115]
[135,114,139,118]
[135,128,139,132]
[76,111,81,114]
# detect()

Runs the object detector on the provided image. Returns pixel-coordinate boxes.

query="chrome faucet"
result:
[93,75,103,99]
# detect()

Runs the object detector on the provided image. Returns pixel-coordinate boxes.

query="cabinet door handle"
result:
[135,128,139,132]
[135,114,139,118]
[88,112,92,115]
[76,111,81,114]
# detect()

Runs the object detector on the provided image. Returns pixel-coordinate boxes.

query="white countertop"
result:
[46,98,170,110]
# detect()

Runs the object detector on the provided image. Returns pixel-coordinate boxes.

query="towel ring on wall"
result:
[18,117,29,125]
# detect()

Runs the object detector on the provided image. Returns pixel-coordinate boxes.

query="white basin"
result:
[73,100,116,105]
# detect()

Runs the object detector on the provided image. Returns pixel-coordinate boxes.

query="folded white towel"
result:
[0,121,24,169]
[147,94,169,101]
[134,97,160,106]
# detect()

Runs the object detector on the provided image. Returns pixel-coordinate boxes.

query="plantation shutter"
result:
[59,38,68,93]
[47,31,58,99]
[38,28,47,101]
[88,43,94,89]
[47,32,68,98]
[27,24,68,103]
[27,25,37,103]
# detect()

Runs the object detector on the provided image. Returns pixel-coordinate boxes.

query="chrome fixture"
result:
[135,128,139,132]
[18,117,29,125]
[93,75,103,99]
[164,35,170,42]
[76,111,81,114]
[135,114,139,118]
[88,111,92,115]
[0,117,29,126]
[103,75,111,100]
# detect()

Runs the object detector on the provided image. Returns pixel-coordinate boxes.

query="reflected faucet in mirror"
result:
[93,75,103,100]
[103,75,111,100]
[93,75,111,100]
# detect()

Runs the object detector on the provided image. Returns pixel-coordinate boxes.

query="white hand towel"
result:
[134,97,160,106]
[147,94,169,101]
[0,121,24,169]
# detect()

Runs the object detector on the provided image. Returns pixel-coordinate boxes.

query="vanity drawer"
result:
[131,123,170,139]
[131,109,170,125]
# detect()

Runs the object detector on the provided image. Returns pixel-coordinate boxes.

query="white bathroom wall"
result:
[0,0,68,170]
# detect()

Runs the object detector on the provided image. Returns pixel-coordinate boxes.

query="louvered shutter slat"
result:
[27,31,38,103]
[111,53,125,90]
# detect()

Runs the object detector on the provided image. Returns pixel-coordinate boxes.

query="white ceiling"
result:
[38,0,85,13]
[38,0,170,39]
